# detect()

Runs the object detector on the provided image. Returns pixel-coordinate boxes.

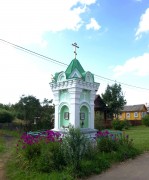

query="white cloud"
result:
[136,8,149,39]
[113,53,149,77]
[0,43,58,104]
[0,0,97,45]
[121,87,149,105]
[86,18,101,30]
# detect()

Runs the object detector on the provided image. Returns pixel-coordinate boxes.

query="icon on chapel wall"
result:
[64,112,69,120]
[80,112,85,120]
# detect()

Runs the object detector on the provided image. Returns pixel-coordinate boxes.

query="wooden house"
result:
[94,95,112,128]
[119,104,147,125]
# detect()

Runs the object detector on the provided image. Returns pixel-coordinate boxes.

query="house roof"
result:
[121,104,147,112]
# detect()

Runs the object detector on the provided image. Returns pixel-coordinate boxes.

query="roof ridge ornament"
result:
[72,42,79,59]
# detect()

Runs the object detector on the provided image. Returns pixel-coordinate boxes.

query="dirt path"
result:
[0,135,16,180]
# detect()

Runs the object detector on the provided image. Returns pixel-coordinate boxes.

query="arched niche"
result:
[59,104,70,128]
[80,103,90,128]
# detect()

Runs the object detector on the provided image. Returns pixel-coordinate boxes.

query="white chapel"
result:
[50,43,99,136]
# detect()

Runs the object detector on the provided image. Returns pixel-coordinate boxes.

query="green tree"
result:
[14,96,55,130]
[40,98,54,129]
[142,114,149,126]
[0,109,15,123]
[101,83,126,119]
[15,95,41,123]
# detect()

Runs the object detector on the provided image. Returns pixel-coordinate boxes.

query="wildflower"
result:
[126,135,129,139]
[22,145,26,149]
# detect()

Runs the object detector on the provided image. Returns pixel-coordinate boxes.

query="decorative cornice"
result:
[50,79,99,91]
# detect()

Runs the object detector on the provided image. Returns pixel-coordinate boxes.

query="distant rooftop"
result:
[121,104,147,112]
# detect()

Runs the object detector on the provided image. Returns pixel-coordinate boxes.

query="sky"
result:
[0,0,149,106]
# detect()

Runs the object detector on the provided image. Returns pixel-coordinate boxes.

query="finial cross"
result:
[72,42,79,59]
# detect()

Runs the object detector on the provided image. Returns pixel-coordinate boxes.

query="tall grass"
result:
[7,159,73,180]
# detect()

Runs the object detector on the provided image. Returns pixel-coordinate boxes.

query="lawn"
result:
[125,125,149,152]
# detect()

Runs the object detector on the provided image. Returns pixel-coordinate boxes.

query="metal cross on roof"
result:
[72,42,79,59]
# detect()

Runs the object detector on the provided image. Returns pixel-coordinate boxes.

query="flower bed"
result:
[14,128,140,179]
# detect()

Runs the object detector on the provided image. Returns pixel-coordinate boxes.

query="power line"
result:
[94,74,149,91]
[0,38,68,67]
[0,38,149,91]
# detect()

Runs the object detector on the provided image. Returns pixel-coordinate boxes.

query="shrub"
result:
[123,119,131,129]
[61,126,90,171]
[142,114,149,127]
[96,130,119,153]
[0,109,15,123]
[112,119,124,130]
[96,130,135,154]
[35,141,64,172]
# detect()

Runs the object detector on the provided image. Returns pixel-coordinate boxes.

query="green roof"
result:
[53,58,94,82]
[65,58,85,78]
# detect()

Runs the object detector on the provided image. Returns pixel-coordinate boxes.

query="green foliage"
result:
[35,142,64,173]
[142,114,149,127]
[123,119,131,129]
[0,138,5,153]
[115,145,140,162]
[15,95,41,122]
[16,134,64,173]
[80,154,111,177]
[14,95,54,131]
[94,112,105,130]
[6,127,142,179]
[102,83,127,119]
[97,137,118,153]
[23,143,41,161]
[96,130,135,154]
[112,119,131,130]
[7,157,73,180]
[0,109,15,123]
[112,119,124,130]
[62,126,90,171]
